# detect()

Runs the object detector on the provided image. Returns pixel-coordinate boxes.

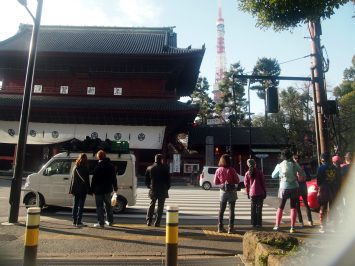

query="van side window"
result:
[112,161,127,176]
[44,159,73,176]
[208,167,217,175]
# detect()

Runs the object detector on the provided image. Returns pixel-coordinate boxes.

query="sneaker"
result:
[94,223,104,228]
[273,226,279,231]
[290,227,295,233]
[154,223,161,227]
[218,226,226,233]
[298,222,304,228]
[319,226,325,233]
[105,221,113,226]
[72,223,77,227]
[308,221,313,227]
[146,221,152,226]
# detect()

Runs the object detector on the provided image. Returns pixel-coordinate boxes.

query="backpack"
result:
[279,161,297,183]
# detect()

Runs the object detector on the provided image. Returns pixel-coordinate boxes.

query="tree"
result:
[251,57,281,120]
[238,0,349,31]
[252,86,315,156]
[215,62,247,126]
[332,55,355,152]
[189,77,214,125]
[238,0,350,156]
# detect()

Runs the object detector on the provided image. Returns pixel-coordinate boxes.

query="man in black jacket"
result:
[90,150,118,228]
[145,154,171,227]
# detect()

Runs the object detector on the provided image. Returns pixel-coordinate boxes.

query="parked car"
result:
[199,166,244,191]
[301,179,320,211]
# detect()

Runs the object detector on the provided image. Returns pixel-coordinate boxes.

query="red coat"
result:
[244,168,266,198]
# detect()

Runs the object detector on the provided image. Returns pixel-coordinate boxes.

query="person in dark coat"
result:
[90,150,118,228]
[69,153,90,227]
[145,154,171,227]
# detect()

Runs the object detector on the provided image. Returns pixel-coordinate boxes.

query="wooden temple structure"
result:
[0,25,205,175]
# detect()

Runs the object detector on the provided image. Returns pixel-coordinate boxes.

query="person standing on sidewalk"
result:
[316,152,339,233]
[69,153,90,227]
[214,154,240,234]
[294,155,313,227]
[145,154,171,227]
[244,159,266,228]
[90,150,118,228]
[272,149,305,233]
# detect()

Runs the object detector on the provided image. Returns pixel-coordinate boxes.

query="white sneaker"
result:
[273,226,279,231]
[290,227,295,233]
[105,221,113,226]
[319,226,325,233]
[308,221,313,227]
[94,223,104,228]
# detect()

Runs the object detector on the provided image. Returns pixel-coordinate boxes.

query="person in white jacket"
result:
[272,149,305,233]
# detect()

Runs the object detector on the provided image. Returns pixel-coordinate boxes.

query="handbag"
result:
[111,192,117,206]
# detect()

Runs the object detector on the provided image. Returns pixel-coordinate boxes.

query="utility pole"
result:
[309,19,329,157]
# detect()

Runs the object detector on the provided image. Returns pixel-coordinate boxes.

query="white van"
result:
[23,152,137,213]
[199,166,244,191]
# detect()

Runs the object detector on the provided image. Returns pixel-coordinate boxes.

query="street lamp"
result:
[8,0,43,223]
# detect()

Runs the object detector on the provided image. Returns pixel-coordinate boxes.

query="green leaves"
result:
[238,0,350,31]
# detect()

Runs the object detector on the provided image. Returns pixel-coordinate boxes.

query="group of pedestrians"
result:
[69,150,118,228]
[69,149,352,235]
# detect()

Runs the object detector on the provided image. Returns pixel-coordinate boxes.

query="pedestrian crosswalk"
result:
[56,187,287,222]
[127,187,279,220]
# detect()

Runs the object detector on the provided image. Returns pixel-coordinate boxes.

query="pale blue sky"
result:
[1,0,354,115]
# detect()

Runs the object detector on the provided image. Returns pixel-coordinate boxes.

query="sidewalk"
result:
[0,215,245,265]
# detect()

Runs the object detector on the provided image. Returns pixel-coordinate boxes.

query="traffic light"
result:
[266,86,279,113]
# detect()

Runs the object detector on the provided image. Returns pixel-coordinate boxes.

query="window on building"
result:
[60,86,68,94]
[87,86,95,95]
[33,85,42,93]
[114,87,122,96]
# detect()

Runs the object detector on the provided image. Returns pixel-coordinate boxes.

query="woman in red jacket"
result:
[214,154,240,234]
[244,159,267,228]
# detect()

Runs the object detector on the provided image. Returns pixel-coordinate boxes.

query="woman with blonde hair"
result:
[213,154,240,234]
[69,153,90,227]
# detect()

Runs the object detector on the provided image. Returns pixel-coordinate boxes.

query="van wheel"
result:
[202,182,212,190]
[24,193,44,208]
[113,195,127,214]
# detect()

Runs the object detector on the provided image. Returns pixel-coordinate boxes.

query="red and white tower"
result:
[212,0,227,103]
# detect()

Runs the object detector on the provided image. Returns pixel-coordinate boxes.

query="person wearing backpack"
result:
[272,149,305,233]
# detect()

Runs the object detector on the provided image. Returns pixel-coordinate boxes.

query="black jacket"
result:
[69,165,90,196]
[145,162,171,199]
[90,158,118,195]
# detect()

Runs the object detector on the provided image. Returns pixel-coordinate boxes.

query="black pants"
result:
[251,196,264,227]
[218,201,235,227]
[296,193,313,224]
[146,197,166,225]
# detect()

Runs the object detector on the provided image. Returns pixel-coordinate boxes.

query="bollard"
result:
[24,207,41,266]
[165,205,179,266]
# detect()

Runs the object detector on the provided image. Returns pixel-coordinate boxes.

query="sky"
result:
[0,0,354,115]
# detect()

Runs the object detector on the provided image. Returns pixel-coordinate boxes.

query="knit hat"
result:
[332,155,342,163]
[247,159,256,168]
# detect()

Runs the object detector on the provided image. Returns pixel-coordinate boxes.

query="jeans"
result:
[218,200,235,227]
[146,197,166,225]
[95,193,113,225]
[72,194,86,224]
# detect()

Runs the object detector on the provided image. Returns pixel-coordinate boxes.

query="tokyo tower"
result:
[212,0,227,103]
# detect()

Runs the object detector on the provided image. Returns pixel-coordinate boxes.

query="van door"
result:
[40,159,74,206]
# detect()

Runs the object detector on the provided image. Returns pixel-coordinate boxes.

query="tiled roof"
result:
[0,25,205,56]
[188,126,287,147]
